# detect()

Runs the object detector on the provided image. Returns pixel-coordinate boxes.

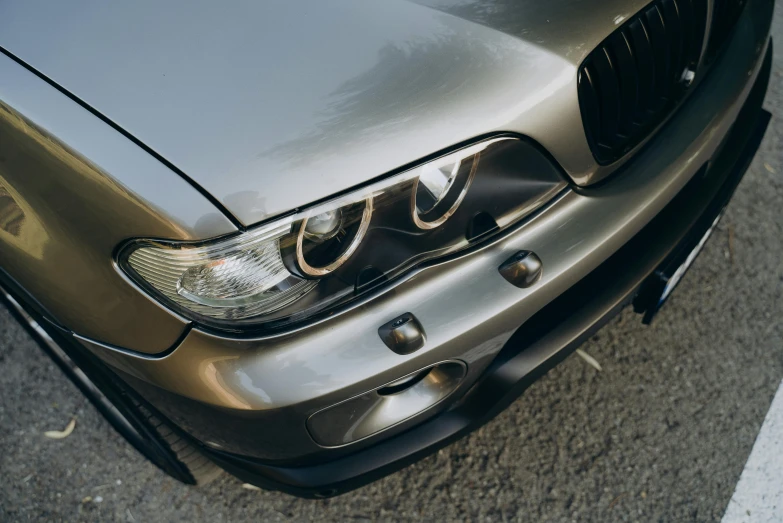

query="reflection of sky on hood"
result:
[412,0,647,58]
[260,17,528,166]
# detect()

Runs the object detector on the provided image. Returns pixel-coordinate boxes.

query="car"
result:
[0,0,774,498]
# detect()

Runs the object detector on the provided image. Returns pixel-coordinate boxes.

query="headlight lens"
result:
[118,136,565,333]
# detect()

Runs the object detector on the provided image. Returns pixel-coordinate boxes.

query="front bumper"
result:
[67,0,772,498]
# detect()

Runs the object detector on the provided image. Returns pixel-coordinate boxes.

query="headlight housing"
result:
[118,136,565,333]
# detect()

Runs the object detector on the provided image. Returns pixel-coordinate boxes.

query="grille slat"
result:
[706,0,747,61]
[592,49,622,147]
[578,0,718,165]
[661,0,685,84]
[690,0,709,60]
[578,67,603,148]
[644,6,671,108]
[608,32,639,138]
[676,0,696,71]
[627,19,657,125]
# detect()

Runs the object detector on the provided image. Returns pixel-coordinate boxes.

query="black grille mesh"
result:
[578,0,708,164]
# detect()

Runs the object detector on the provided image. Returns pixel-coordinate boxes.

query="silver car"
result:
[0,0,774,497]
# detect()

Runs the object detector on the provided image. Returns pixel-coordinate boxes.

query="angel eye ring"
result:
[411,151,481,230]
[295,197,374,277]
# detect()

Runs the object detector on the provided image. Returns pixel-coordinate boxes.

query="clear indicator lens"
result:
[127,224,316,320]
[177,242,295,306]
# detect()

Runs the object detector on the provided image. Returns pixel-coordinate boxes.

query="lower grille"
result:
[578,0,708,165]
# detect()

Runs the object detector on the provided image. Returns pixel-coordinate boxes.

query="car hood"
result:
[0,0,645,227]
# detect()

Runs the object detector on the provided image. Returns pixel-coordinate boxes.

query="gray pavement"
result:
[1,7,782,522]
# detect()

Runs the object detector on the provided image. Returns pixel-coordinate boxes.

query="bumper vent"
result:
[578,0,708,165]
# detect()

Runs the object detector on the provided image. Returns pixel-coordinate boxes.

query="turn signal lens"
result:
[127,223,316,320]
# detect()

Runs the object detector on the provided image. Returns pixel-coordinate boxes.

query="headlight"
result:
[118,136,566,333]
[296,197,373,277]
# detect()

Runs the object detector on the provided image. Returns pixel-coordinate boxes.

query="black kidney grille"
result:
[706,0,747,60]
[578,0,708,164]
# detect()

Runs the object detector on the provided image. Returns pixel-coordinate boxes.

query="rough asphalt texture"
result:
[1,8,782,523]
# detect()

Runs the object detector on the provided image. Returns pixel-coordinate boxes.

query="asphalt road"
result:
[2,8,782,522]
